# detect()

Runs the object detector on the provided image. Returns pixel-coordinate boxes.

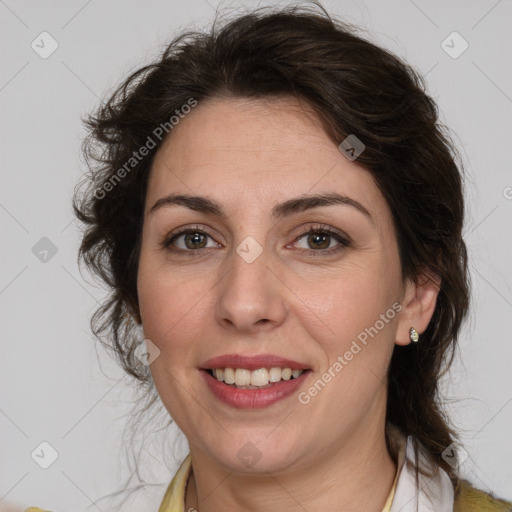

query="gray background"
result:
[1,0,511,510]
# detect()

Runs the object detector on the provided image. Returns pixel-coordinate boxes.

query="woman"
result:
[26,2,512,511]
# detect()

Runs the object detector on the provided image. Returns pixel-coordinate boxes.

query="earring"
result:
[409,327,419,343]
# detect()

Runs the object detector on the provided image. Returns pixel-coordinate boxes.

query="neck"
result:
[184,420,398,512]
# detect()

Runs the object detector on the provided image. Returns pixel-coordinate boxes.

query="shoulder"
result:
[454,479,512,512]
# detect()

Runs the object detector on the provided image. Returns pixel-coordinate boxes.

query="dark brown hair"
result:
[73,1,470,505]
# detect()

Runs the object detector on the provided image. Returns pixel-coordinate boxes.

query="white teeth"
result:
[268,367,282,383]
[234,368,251,386]
[250,368,269,386]
[223,367,235,384]
[210,367,305,387]
[281,368,292,381]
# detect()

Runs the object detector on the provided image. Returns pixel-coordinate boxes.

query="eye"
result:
[292,223,350,255]
[161,225,219,255]
[161,223,351,257]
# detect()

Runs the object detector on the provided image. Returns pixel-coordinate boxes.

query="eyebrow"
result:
[149,192,373,223]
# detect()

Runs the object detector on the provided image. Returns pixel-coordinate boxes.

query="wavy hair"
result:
[73,2,470,506]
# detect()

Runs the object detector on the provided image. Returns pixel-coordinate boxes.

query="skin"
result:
[137,96,439,512]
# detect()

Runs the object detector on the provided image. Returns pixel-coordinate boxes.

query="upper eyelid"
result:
[164,223,349,249]
[166,223,345,239]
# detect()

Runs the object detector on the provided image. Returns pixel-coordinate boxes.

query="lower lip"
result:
[201,369,311,409]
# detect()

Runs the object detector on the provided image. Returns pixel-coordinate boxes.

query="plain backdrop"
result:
[1,0,511,510]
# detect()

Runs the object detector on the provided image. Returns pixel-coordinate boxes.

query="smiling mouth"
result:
[206,367,309,389]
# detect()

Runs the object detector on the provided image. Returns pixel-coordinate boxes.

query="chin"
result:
[206,434,305,474]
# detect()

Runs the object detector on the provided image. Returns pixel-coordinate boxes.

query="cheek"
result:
[137,263,206,415]
[300,264,400,409]
[137,249,201,361]
[298,259,399,343]
[306,273,398,413]
[138,275,201,349]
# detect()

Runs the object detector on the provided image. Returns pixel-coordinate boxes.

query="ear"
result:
[395,268,441,346]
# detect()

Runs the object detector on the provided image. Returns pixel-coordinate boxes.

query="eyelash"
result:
[161,223,351,257]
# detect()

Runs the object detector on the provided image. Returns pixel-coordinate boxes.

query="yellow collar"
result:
[158,434,404,512]
[158,453,192,512]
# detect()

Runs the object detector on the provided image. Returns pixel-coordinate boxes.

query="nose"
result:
[214,241,287,334]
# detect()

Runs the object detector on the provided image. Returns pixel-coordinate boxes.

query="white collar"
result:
[388,426,454,511]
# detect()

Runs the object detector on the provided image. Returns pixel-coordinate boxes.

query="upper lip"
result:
[201,354,310,371]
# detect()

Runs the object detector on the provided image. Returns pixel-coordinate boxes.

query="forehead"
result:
[147,96,385,220]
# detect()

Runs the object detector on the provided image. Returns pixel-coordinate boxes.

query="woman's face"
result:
[137,96,423,474]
